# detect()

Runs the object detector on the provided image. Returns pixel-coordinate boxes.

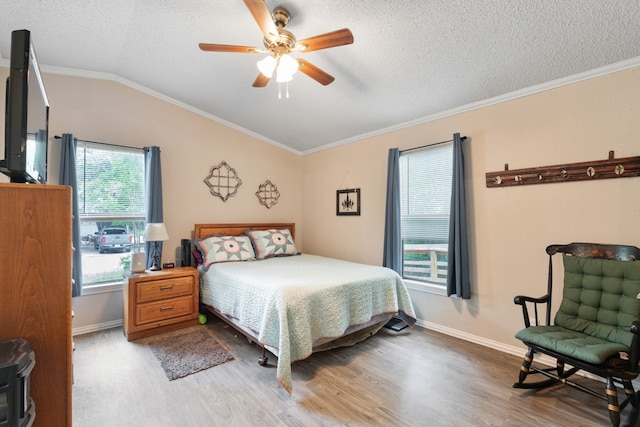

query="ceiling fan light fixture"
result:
[279,54,299,76]
[276,69,293,83]
[257,55,277,78]
[275,54,299,82]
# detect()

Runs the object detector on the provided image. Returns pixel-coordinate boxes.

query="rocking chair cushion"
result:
[555,255,640,348]
[515,255,640,364]
[515,325,628,364]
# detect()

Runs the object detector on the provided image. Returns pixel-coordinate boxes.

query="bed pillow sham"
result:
[246,228,298,259]
[192,247,203,266]
[194,234,256,270]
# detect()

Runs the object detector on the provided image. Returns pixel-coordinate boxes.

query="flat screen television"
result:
[0,29,50,184]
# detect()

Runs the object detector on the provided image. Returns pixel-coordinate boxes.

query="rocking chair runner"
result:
[513,243,640,427]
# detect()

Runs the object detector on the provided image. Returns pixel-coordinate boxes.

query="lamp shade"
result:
[279,54,299,75]
[276,54,299,82]
[257,55,277,78]
[143,223,169,242]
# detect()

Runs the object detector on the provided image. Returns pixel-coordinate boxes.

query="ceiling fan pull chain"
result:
[286,82,290,99]
[278,82,282,99]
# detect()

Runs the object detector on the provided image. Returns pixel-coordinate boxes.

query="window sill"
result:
[80,281,123,296]
[403,278,448,296]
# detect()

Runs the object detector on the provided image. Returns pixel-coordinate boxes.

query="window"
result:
[76,142,146,287]
[399,142,452,285]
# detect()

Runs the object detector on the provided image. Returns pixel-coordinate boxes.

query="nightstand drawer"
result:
[136,295,195,325]
[136,276,194,303]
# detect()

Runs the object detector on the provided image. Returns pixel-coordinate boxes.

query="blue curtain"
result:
[383,148,402,274]
[59,133,83,297]
[144,146,164,268]
[446,133,470,299]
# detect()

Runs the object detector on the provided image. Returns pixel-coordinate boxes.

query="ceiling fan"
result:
[199,0,354,88]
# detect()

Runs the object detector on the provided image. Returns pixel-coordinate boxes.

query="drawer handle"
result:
[160,306,173,312]
[159,285,174,291]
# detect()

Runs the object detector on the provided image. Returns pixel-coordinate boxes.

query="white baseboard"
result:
[417,319,527,358]
[417,319,604,382]
[73,319,122,336]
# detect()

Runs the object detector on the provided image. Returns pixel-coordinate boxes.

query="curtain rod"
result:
[54,135,144,152]
[400,135,467,154]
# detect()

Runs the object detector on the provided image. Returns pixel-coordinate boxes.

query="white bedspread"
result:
[199,254,416,394]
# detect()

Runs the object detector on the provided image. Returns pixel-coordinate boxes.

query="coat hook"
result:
[504,163,509,171]
[609,150,614,160]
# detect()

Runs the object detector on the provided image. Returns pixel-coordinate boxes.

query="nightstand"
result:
[123,267,199,341]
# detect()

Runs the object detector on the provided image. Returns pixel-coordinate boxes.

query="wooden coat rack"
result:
[485,151,640,188]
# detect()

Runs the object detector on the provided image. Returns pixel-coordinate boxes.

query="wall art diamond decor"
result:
[336,188,360,216]
[204,161,242,202]
[256,180,280,209]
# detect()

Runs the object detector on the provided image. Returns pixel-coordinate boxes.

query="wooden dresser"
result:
[123,267,199,341]
[0,183,73,426]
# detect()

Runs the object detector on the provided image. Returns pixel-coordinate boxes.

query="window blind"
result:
[400,142,453,243]
[76,142,145,217]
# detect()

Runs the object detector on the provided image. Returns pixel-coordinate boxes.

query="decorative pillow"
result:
[247,228,298,259]
[195,235,256,270]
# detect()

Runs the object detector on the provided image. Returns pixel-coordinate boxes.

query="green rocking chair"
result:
[513,242,640,427]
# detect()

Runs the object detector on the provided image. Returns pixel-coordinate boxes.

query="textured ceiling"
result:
[1,0,640,154]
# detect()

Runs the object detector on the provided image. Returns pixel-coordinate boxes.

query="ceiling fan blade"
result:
[199,43,260,53]
[297,59,335,86]
[295,28,354,52]
[243,0,279,43]
[252,73,271,87]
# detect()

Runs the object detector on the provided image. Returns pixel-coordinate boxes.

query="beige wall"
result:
[302,66,640,351]
[0,69,303,331]
[3,65,639,353]
[42,74,303,245]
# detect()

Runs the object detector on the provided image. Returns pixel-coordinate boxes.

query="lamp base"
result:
[149,241,162,271]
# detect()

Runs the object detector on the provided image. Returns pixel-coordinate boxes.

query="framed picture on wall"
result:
[336,188,361,216]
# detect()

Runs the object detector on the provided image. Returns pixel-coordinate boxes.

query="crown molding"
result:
[4,56,639,157]
[301,56,640,156]
[2,62,302,156]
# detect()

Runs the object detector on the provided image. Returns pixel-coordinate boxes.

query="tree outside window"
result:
[76,142,145,286]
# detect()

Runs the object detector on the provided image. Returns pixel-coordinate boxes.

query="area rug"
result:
[146,326,234,381]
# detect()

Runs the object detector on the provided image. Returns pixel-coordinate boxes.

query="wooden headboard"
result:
[193,223,296,241]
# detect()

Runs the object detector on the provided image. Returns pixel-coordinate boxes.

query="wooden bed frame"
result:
[193,222,392,367]
[194,222,295,246]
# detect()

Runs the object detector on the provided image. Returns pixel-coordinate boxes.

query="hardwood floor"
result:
[72,317,626,426]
